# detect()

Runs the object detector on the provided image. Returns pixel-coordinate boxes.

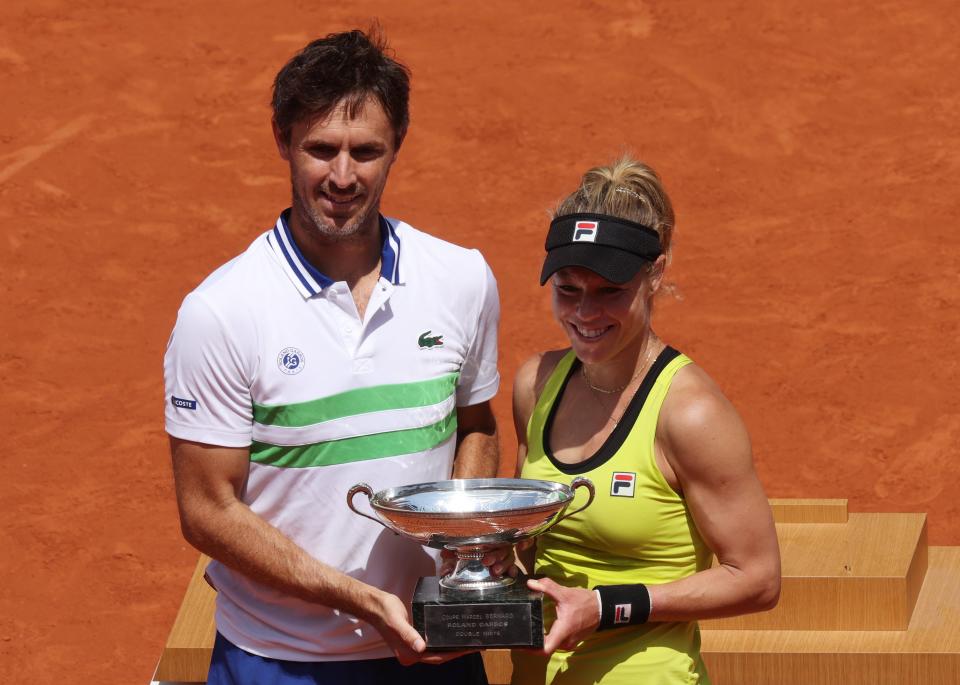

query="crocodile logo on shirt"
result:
[418,331,444,349]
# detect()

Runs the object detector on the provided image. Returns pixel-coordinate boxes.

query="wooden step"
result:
[700,546,960,684]
[703,513,928,631]
[153,555,215,683]
[482,650,513,685]
[769,498,848,523]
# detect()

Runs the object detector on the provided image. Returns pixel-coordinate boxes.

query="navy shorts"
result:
[208,632,489,685]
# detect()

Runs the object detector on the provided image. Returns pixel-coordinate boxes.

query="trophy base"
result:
[412,575,544,650]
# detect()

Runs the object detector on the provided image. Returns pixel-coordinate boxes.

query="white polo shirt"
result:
[163,211,499,661]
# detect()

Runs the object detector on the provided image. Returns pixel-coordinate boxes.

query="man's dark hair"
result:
[272,28,411,148]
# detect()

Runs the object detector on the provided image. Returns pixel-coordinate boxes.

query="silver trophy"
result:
[347,477,595,649]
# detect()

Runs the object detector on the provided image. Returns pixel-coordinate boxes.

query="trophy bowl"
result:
[348,477,594,592]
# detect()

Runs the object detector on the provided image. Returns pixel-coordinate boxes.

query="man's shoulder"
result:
[175,232,277,332]
[389,217,485,262]
[388,217,490,289]
[189,232,273,300]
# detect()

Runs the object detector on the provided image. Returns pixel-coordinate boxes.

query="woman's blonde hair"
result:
[554,156,675,257]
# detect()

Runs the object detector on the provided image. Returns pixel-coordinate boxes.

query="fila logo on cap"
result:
[611,472,636,497]
[614,603,632,624]
[573,220,598,242]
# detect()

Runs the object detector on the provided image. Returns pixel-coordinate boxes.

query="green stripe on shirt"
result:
[250,410,458,468]
[253,373,459,427]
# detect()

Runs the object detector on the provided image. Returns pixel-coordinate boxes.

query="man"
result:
[164,29,499,684]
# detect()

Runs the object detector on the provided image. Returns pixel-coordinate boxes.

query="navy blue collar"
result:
[268,209,402,297]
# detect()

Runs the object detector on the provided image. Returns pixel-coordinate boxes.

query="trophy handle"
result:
[346,483,389,529]
[554,477,595,524]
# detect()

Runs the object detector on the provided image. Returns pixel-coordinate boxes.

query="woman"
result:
[511,157,781,684]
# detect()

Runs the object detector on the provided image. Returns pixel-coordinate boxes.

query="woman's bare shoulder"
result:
[660,360,752,472]
[513,348,571,430]
[515,348,570,396]
[667,360,726,403]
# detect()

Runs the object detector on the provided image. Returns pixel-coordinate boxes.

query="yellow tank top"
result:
[513,348,712,685]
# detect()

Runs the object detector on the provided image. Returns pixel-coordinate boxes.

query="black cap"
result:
[539,213,662,285]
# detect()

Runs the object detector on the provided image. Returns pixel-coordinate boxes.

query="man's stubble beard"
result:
[291,185,377,244]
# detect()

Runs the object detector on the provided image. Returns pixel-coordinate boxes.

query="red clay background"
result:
[2,1,959,682]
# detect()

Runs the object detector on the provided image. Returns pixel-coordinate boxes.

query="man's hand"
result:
[365,590,473,665]
[527,577,600,655]
[365,591,425,665]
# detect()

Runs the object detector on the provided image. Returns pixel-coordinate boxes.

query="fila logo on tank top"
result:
[611,471,636,497]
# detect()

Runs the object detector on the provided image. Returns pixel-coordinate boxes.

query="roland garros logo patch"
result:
[277,347,305,375]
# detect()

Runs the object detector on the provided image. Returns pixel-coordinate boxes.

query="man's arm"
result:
[437,401,502,575]
[452,401,499,479]
[170,437,447,664]
[450,255,500,482]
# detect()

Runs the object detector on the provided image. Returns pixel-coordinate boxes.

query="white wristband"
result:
[594,589,603,625]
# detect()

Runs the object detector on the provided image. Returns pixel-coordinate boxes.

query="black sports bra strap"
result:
[543,346,681,475]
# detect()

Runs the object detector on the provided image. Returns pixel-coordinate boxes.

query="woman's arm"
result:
[533,363,780,653]
[512,352,544,574]
[648,365,781,620]
[512,351,571,574]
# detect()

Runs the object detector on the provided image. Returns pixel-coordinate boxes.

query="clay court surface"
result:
[2,0,960,681]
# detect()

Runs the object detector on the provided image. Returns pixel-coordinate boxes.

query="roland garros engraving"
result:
[422,604,532,646]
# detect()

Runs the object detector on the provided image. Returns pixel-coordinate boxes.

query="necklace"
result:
[580,342,658,394]
[581,342,659,425]
[581,363,642,395]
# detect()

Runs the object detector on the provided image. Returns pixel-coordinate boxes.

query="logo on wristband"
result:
[611,472,636,497]
[614,603,632,624]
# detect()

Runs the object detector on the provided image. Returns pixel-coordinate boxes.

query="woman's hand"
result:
[439,545,520,578]
[528,577,600,655]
